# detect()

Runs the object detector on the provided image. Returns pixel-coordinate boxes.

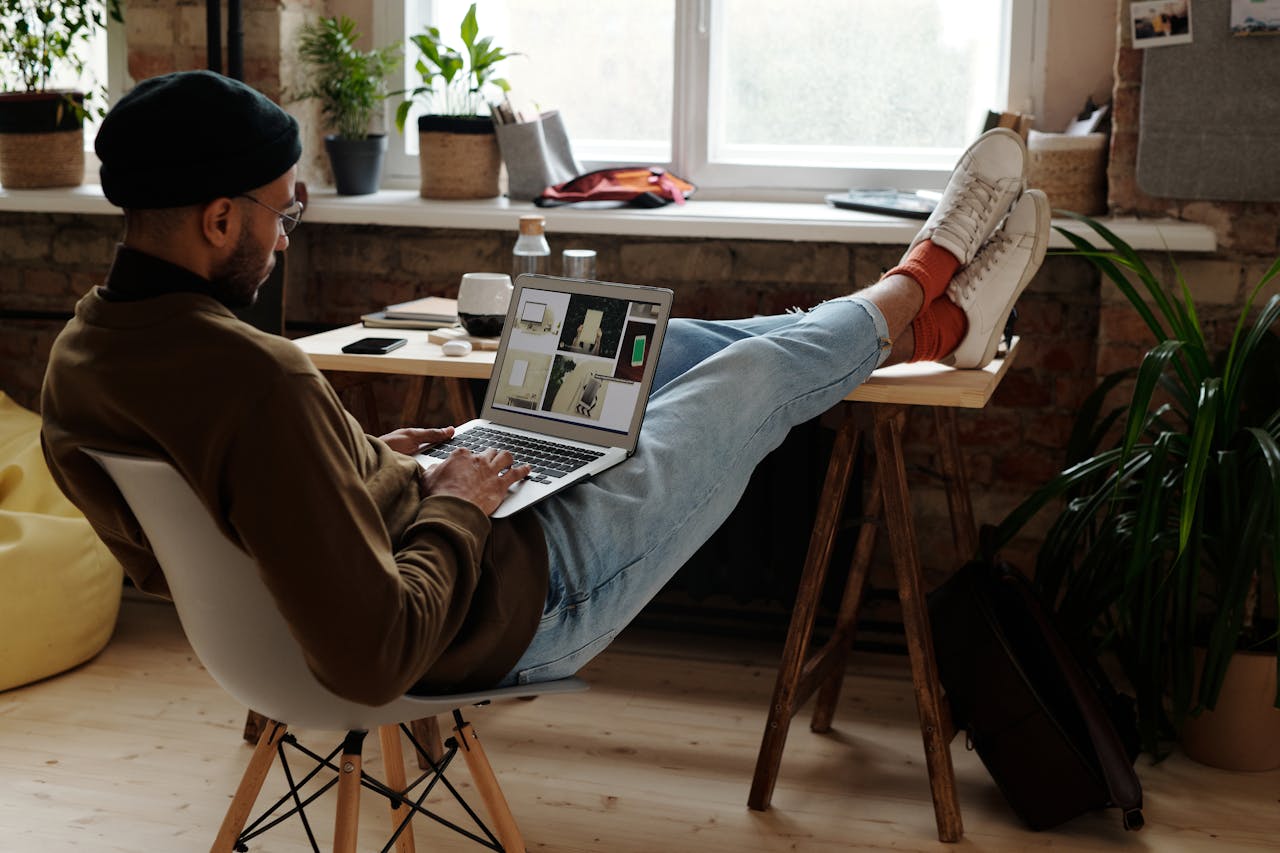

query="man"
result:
[42,71,1048,706]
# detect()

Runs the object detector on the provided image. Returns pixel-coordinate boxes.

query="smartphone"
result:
[631,334,647,367]
[341,337,407,355]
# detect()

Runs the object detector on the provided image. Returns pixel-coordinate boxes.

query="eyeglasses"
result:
[237,193,305,235]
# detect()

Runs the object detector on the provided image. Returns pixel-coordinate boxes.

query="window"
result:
[378,0,1045,196]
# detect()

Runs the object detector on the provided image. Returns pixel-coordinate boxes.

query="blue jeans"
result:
[499,297,892,685]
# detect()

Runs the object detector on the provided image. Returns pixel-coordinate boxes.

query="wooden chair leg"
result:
[378,726,417,853]
[873,404,963,842]
[333,731,366,853]
[242,709,268,744]
[749,406,861,811]
[213,719,287,853]
[410,716,445,770]
[454,721,525,853]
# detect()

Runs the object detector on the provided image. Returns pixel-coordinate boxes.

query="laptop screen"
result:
[483,276,672,447]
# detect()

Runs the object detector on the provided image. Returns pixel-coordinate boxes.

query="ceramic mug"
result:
[457,272,513,337]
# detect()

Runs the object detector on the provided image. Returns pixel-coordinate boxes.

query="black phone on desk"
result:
[341,337,407,355]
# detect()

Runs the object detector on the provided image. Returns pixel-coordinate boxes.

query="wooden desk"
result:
[295,323,1017,840]
[293,324,496,428]
[749,340,1018,844]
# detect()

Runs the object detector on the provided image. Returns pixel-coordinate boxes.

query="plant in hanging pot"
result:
[0,0,122,189]
[395,3,517,199]
[294,15,401,196]
[996,215,1280,768]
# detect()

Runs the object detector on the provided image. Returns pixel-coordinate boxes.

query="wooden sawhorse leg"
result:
[748,401,972,843]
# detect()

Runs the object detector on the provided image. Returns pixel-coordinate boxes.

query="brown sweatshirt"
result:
[40,248,548,705]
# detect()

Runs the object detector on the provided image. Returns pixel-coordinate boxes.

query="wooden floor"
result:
[2,597,1277,852]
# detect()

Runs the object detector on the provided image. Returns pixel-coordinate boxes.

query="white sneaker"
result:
[908,128,1028,266]
[942,188,1050,369]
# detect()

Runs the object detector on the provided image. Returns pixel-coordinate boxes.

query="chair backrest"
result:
[84,449,583,730]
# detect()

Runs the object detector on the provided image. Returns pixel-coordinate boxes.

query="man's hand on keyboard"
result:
[422,447,533,516]
[379,426,455,455]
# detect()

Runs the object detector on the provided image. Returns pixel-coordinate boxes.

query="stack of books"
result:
[361,296,459,330]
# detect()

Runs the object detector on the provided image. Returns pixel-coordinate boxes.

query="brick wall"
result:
[0,206,1098,585]
[3,0,1278,604]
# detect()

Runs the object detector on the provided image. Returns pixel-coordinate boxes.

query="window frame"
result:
[377,0,1047,197]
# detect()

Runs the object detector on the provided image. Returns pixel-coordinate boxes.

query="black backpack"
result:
[928,558,1145,832]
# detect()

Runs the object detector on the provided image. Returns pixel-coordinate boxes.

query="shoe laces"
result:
[951,228,1012,303]
[935,173,998,246]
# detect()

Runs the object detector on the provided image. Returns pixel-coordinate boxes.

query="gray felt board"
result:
[1138,0,1280,202]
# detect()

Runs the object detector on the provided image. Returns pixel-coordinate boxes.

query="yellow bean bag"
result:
[0,392,123,692]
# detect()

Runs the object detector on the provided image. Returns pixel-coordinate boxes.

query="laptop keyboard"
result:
[423,426,606,484]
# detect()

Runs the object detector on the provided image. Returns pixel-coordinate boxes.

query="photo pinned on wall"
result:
[1231,0,1280,35]
[1130,0,1193,48]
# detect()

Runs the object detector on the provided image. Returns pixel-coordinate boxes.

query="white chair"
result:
[84,448,584,853]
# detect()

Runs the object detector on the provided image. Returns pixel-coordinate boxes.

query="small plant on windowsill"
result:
[0,0,123,188]
[395,3,518,199]
[294,15,401,195]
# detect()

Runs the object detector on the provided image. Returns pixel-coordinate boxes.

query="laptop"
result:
[415,274,674,518]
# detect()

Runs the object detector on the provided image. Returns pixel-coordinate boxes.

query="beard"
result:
[209,227,274,309]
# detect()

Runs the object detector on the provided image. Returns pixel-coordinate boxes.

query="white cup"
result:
[457,272,513,337]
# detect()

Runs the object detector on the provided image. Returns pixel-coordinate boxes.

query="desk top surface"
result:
[293,324,1018,409]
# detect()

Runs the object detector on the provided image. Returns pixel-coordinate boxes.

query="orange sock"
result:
[884,240,960,307]
[909,297,968,363]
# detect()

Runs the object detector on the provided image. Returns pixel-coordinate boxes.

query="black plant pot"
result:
[324,134,387,196]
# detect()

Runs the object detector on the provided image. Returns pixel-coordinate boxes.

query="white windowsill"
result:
[0,184,1219,252]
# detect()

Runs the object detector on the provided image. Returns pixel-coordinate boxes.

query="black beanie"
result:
[96,70,302,209]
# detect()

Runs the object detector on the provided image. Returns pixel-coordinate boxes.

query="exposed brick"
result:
[1026,339,1094,373]
[852,246,903,288]
[1025,412,1077,450]
[618,241,733,285]
[0,223,52,262]
[129,50,180,83]
[994,447,1068,487]
[1246,260,1280,308]
[730,242,849,286]
[1096,342,1147,376]
[13,269,73,312]
[125,6,176,49]
[667,283,759,320]
[1099,303,1160,346]
[1054,377,1100,409]
[396,231,506,285]
[1012,298,1066,336]
[991,369,1053,408]
[1175,259,1243,306]
[955,412,1023,447]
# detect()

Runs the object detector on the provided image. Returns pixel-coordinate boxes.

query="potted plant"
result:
[395,3,516,199]
[996,215,1280,766]
[0,0,121,188]
[294,15,401,196]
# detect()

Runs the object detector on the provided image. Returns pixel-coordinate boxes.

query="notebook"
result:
[415,274,673,518]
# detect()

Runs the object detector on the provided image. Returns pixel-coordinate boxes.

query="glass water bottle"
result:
[513,214,550,279]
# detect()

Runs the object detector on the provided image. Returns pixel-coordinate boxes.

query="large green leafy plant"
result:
[0,0,122,118]
[295,16,401,140]
[395,3,515,131]
[997,215,1280,757]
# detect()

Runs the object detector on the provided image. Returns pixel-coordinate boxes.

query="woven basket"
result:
[0,128,84,189]
[1027,131,1108,216]
[419,130,501,199]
